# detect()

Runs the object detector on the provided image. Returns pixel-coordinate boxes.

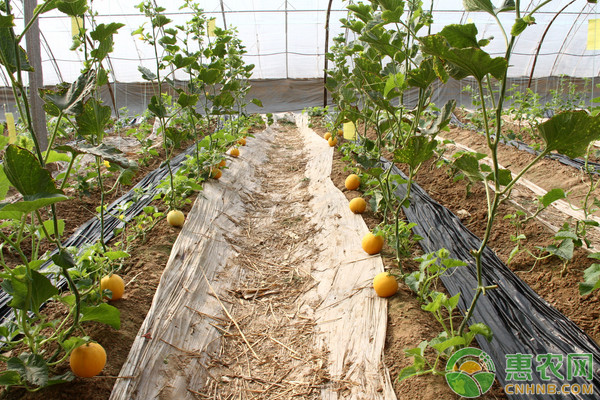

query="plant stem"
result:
[60,153,78,190]
[95,156,107,252]
[43,112,64,164]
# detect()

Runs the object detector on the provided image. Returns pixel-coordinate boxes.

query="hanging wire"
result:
[549,2,590,76]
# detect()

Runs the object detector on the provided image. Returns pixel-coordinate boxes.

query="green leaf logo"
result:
[446,347,496,398]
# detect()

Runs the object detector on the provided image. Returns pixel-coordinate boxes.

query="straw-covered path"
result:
[110,114,396,400]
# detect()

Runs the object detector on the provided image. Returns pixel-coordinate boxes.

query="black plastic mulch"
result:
[382,159,600,400]
[0,144,196,323]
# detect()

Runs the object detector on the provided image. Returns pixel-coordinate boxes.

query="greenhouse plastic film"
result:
[381,159,600,400]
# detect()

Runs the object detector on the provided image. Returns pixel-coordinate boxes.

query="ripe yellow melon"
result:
[362,232,384,255]
[345,174,360,190]
[373,272,398,297]
[349,197,367,213]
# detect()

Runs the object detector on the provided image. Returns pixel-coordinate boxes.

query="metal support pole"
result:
[285,0,289,79]
[24,0,48,151]
[527,0,576,88]
[323,0,333,107]
[220,0,228,30]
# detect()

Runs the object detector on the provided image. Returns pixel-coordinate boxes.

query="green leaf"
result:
[423,292,445,312]
[0,194,68,219]
[452,152,485,182]
[554,230,579,241]
[0,165,9,201]
[103,251,129,261]
[0,28,33,73]
[51,249,76,269]
[439,24,480,49]
[394,136,438,169]
[347,3,373,24]
[404,272,420,293]
[7,354,48,387]
[540,188,566,207]
[463,0,495,15]
[46,371,74,386]
[446,292,461,310]
[538,111,600,159]
[165,127,186,148]
[90,23,124,42]
[381,7,404,24]
[546,239,574,261]
[80,303,121,329]
[75,98,112,141]
[138,66,157,81]
[199,68,221,85]
[3,145,64,199]
[432,57,449,83]
[495,0,516,13]
[378,0,404,11]
[177,92,199,108]
[152,15,171,28]
[89,23,124,61]
[148,95,167,118]
[420,99,456,135]
[407,58,437,89]
[34,0,61,15]
[419,32,507,82]
[580,264,600,295]
[97,68,109,87]
[1,267,58,312]
[37,219,65,240]
[492,168,512,186]
[172,54,195,69]
[61,336,86,352]
[0,15,15,28]
[511,15,535,37]
[117,162,139,186]
[56,142,132,169]
[383,72,405,98]
[251,98,263,107]
[468,322,493,342]
[405,341,427,359]
[511,18,528,37]
[432,336,465,353]
[43,150,71,163]
[397,365,422,382]
[56,0,87,16]
[0,370,21,386]
[39,71,96,116]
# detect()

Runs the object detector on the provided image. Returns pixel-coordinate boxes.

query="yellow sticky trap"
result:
[343,122,356,140]
[207,19,216,37]
[588,19,600,50]
[71,16,83,37]
[5,112,16,144]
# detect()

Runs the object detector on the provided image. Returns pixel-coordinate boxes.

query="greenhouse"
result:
[1,0,600,399]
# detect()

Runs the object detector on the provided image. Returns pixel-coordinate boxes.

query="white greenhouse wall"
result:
[0,0,599,86]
